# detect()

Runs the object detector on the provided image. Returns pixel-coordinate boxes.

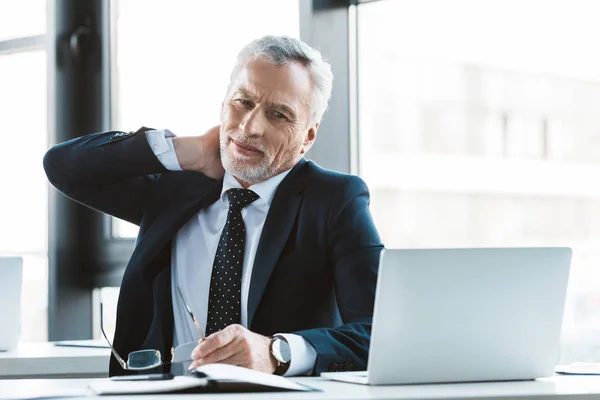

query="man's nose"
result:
[240,108,265,137]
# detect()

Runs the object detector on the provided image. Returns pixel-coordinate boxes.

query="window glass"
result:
[111,0,300,238]
[358,0,600,363]
[0,0,46,41]
[0,50,48,342]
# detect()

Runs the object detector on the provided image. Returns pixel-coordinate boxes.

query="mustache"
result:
[228,135,267,153]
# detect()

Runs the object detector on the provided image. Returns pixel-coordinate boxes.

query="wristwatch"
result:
[269,335,291,375]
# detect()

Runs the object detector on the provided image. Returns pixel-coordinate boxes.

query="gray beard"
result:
[220,143,273,185]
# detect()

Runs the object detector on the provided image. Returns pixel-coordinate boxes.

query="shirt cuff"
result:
[276,333,317,377]
[145,129,182,171]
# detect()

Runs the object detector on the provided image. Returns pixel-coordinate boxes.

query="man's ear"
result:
[301,122,319,154]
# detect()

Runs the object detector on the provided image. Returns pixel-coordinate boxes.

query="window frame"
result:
[47,0,111,340]
[0,35,46,54]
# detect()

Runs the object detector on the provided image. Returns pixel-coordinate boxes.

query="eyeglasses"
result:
[100,287,205,371]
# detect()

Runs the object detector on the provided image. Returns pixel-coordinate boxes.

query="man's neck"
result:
[235,176,252,189]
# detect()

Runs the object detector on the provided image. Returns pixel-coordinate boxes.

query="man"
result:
[44,35,383,377]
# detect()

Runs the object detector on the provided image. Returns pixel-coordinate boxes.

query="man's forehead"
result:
[232,85,295,104]
[229,60,311,104]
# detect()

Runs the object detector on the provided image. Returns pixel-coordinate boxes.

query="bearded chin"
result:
[220,143,273,185]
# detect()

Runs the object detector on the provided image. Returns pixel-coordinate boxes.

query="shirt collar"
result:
[220,168,293,207]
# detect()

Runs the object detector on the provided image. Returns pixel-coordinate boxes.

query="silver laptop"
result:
[0,257,23,351]
[322,247,572,385]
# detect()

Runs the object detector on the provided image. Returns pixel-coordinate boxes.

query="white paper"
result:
[556,362,600,375]
[88,376,208,395]
[194,364,311,391]
[89,364,311,395]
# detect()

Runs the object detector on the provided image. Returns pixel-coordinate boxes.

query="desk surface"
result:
[2,346,600,399]
[2,375,600,400]
[0,341,110,379]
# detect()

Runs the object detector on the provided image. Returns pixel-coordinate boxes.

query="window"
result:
[358,0,600,363]
[0,0,46,41]
[99,0,300,331]
[109,0,300,239]
[0,0,48,342]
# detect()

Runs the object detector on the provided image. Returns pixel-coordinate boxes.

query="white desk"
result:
[0,342,110,379]
[2,375,600,400]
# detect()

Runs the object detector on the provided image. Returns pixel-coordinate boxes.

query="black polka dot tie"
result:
[205,188,259,336]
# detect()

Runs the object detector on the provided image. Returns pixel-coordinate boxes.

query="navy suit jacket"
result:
[43,127,383,376]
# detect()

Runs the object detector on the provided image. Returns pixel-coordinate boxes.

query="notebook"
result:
[88,364,316,395]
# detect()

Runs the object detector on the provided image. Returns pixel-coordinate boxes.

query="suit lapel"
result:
[128,172,222,281]
[127,162,309,328]
[247,159,308,326]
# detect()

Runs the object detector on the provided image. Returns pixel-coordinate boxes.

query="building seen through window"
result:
[358,0,600,363]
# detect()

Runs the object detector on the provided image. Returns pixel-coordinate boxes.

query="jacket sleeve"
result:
[294,175,383,374]
[43,127,168,226]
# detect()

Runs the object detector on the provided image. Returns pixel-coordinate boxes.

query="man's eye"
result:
[274,111,287,120]
[236,99,251,106]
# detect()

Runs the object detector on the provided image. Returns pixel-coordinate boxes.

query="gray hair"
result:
[226,35,333,125]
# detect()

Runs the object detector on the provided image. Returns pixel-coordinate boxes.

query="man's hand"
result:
[173,125,225,179]
[188,324,277,374]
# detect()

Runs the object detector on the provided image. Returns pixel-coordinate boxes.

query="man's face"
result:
[220,58,318,186]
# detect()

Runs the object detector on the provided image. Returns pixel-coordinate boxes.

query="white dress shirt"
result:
[145,130,317,376]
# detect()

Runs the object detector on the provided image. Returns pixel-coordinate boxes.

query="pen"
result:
[176,286,205,340]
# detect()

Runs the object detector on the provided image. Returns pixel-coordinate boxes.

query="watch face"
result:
[273,338,291,363]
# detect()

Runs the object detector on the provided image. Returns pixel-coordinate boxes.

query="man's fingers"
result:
[188,351,248,371]
[191,324,243,360]
[209,353,247,368]
[189,338,205,358]
[188,337,245,370]
[198,338,240,365]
